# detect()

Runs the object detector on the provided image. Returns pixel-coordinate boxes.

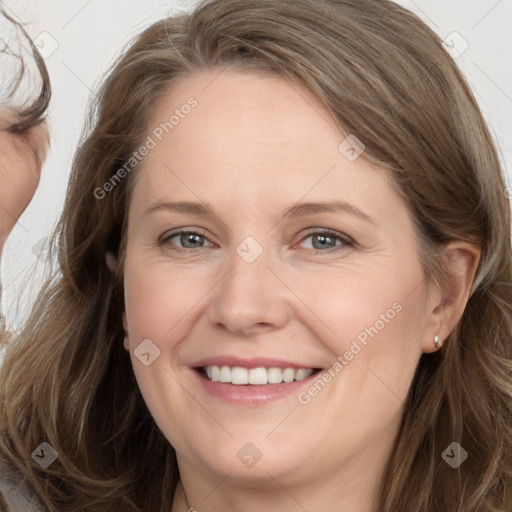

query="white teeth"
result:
[231,367,249,385]
[282,368,295,383]
[203,366,314,385]
[248,367,267,385]
[267,367,283,384]
[219,366,231,383]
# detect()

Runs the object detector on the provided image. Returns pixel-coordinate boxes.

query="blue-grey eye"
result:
[300,232,344,250]
[313,233,338,249]
[172,232,205,249]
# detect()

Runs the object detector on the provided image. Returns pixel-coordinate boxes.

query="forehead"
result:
[130,69,400,218]
[149,68,343,157]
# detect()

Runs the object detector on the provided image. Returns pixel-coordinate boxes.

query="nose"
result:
[207,248,292,336]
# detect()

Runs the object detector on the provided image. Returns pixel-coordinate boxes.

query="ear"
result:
[105,251,129,349]
[422,241,480,353]
[105,251,117,272]
[122,311,130,351]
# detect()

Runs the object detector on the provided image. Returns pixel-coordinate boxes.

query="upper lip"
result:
[191,356,320,370]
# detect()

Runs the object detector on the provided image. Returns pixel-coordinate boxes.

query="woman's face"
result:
[0,110,48,245]
[123,70,438,488]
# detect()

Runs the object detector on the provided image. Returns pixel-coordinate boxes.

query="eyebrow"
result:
[143,200,376,224]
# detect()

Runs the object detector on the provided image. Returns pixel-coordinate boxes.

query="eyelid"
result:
[158,227,215,248]
[304,227,353,241]
[158,226,355,252]
[294,228,355,251]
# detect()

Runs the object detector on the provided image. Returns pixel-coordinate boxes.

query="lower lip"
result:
[193,369,319,406]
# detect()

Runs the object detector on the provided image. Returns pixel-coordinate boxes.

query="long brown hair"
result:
[1,1,511,510]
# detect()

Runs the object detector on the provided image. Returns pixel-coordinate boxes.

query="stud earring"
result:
[434,334,440,348]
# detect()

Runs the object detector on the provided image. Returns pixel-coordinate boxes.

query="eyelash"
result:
[158,227,354,254]
[300,228,354,252]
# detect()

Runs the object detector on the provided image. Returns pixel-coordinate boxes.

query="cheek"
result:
[288,262,425,348]
[0,144,41,209]
[289,274,424,425]
[123,259,212,343]
[290,264,426,404]
[122,253,220,435]
[122,259,209,441]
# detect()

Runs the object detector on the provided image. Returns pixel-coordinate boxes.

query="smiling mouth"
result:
[197,366,322,385]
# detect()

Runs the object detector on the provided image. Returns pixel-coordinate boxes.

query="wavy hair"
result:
[0,6,51,131]
[1,0,511,510]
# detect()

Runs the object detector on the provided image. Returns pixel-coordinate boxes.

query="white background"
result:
[1,0,511,330]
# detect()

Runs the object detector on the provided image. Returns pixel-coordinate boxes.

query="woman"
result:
[1,0,511,510]
[0,5,51,511]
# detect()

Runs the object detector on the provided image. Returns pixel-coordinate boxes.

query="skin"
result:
[0,109,48,251]
[121,69,480,512]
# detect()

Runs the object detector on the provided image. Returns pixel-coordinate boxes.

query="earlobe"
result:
[422,241,481,353]
[107,251,128,350]
[122,311,130,351]
[105,251,117,272]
